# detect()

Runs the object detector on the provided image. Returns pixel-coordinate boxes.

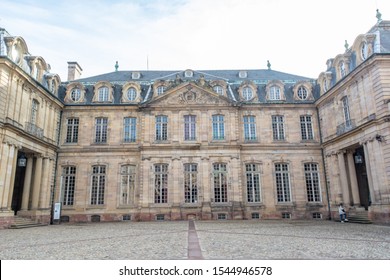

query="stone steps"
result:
[9,217,47,229]
[347,211,372,224]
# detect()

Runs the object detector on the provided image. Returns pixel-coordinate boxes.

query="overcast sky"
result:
[1,0,389,81]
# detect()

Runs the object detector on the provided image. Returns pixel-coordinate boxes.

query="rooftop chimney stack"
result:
[67,61,83,81]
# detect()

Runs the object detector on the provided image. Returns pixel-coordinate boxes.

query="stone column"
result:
[363,142,375,203]
[39,157,51,209]
[6,145,19,210]
[31,155,43,209]
[346,151,360,206]
[337,151,350,205]
[21,155,33,210]
[0,143,10,209]
[1,144,18,210]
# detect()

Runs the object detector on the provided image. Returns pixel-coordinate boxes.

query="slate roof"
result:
[71,69,313,84]
[58,68,318,105]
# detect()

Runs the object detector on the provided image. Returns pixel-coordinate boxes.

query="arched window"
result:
[127,87,137,101]
[98,87,109,101]
[71,88,81,102]
[242,86,253,100]
[213,85,223,95]
[269,86,281,100]
[297,86,308,100]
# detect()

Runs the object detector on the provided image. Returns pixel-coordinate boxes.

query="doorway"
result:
[11,152,27,215]
[353,147,371,210]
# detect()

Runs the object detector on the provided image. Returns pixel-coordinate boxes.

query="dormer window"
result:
[239,71,247,78]
[361,42,368,60]
[127,87,137,101]
[269,86,281,100]
[184,70,193,78]
[213,85,223,95]
[71,88,81,102]
[340,61,346,78]
[131,72,141,79]
[98,86,109,101]
[242,86,253,100]
[157,86,165,96]
[297,86,308,100]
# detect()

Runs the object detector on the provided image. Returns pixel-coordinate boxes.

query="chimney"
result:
[67,61,83,81]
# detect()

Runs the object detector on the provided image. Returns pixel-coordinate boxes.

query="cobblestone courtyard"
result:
[1,220,389,260]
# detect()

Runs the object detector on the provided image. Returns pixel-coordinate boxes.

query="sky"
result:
[0,0,389,81]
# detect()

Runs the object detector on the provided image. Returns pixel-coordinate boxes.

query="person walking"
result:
[339,203,348,222]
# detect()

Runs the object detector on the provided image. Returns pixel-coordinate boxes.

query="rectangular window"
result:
[154,164,168,203]
[243,116,257,141]
[156,115,168,141]
[184,115,196,141]
[95,117,108,143]
[246,164,261,203]
[300,115,314,140]
[212,115,225,140]
[66,118,79,143]
[91,165,105,205]
[213,163,228,203]
[342,96,351,127]
[120,165,136,205]
[124,117,137,142]
[272,115,285,140]
[275,163,291,202]
[184,163,198,203]
[62,166,76,206]
[305,163,321,202]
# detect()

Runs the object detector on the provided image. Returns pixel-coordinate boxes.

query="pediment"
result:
[145,82,234,107]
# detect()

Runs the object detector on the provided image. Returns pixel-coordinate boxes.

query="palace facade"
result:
[1,15,390,228]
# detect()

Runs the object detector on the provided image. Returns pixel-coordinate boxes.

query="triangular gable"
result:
[142,82,236,107]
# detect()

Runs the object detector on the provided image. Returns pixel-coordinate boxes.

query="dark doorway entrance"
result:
[11,152,26,215]
[353,147,371,210]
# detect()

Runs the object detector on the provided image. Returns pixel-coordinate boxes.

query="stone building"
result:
[0,14,389,228]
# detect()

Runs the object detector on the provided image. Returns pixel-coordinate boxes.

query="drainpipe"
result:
[50,110,62,224]
[316,107,332,220]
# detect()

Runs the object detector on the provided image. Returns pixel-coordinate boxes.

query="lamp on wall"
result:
[18,154,26,167]
[354,152,363,164]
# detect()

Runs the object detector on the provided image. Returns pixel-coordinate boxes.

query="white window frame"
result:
[275,163,291,203]
[243,115,257,141]
[184,163,198,203]
[272,115,285,141]
[95,117,108,143]
[98,86,109,102]
[184,115,196,141]
[155,115,168,141]
[300,115,314,140]
[154,164,168,203]
[123,117,137,142]
[269,86,281,100]
[90,165,106,205]
[213,163,228,203]
[246,164,261,203]
[66,118,79,143]
[304,163,322,202]
[62,166,76,206]
[212,114,225,140]
[242,86,253,100]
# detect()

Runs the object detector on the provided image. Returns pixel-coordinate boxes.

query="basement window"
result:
[282,212,291,219]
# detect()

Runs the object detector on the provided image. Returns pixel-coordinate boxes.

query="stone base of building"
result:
[369,204,390,224]
[57,206,332,225]
[0,211,14,229]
